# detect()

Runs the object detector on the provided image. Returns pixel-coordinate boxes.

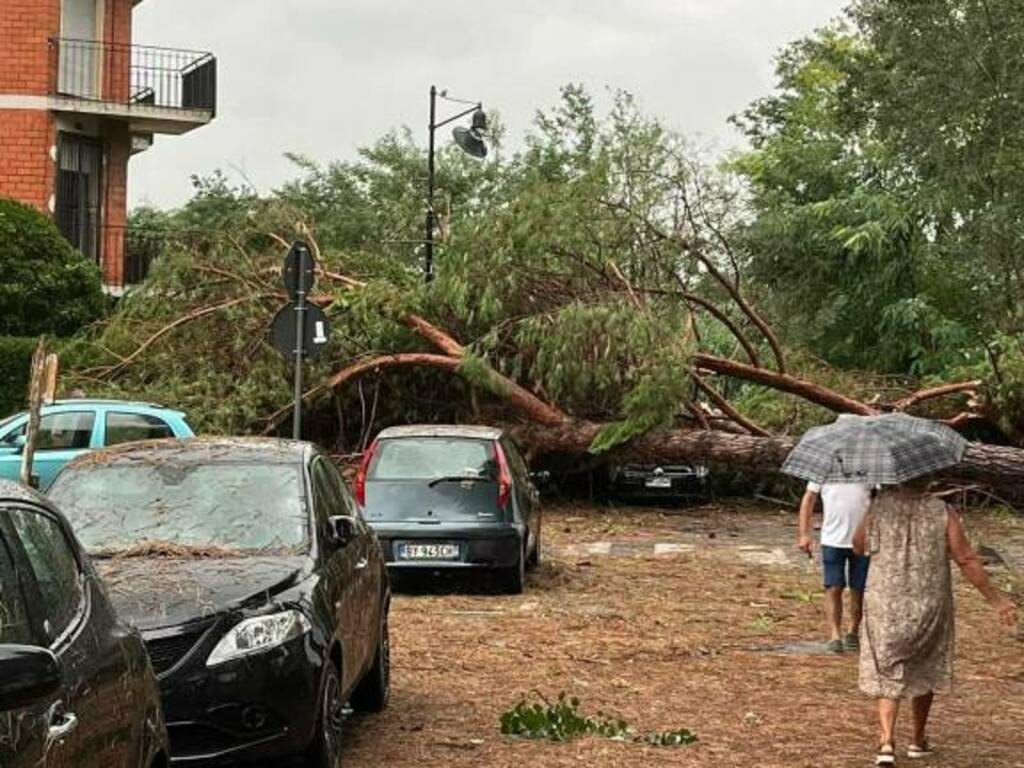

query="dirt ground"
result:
[343,501,1024,768]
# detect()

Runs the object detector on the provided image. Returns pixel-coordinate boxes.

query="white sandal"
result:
[876,744,896,765]
[907,742,934,759]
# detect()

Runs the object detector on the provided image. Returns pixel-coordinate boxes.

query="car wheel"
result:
[306,660,345,768]
[350,605,391,713]
[526,526,541,570]
[502,543,526,594]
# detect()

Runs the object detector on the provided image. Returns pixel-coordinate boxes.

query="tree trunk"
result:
[510,422,1024,498]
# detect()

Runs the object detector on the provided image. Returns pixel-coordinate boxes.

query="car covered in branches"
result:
[608,462,709,502]
[47,438,390,766]
[0,480,169,768]
[0,399,194,490]
[355,425,546,593]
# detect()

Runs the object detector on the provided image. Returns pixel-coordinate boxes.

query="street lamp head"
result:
[471,107,487,132]
[453,124,487,158]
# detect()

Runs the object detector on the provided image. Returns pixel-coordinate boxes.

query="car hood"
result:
[95,555,308,631]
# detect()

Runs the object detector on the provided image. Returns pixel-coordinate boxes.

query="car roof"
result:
[61,437,311,470]
[3,400,185,419]
[375,424,504,441]
[0,479,51,507]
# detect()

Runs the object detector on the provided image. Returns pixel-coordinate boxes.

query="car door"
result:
[310,456,364,692]
[0,415,29,483]
[0,516,74,768]
[503,439,540,544]
[0,411,98,490]
[325,461,381,670]
[4,503,137,767]
[98,410,175,448]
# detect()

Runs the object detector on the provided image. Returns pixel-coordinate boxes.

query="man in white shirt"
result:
[797,482,872,653]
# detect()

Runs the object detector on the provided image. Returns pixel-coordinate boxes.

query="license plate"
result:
[646,477,673,489]
[399,543,460,561]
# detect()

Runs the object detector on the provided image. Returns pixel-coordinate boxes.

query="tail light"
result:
[354,440,379,507]
[494,442,512,511]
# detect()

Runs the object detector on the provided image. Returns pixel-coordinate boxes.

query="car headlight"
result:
[206,610,311,667]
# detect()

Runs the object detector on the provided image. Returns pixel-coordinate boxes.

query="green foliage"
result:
[979,335,1024,442]
[68,86,747,445]
[0,198,105,337]
[500,693,696,747]
[735,1,1024,385]
[0,337,38,417]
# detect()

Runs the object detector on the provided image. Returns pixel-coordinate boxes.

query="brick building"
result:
[0,0,216,291]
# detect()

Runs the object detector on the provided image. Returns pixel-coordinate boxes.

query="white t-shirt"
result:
[807,482,872,549]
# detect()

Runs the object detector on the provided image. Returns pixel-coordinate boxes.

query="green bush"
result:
[0,198,106,337]
[0,337,38,418]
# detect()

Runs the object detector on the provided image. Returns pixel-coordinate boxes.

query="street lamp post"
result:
[424,85,488,283]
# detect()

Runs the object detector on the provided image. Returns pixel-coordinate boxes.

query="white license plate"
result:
[645,477,673,489]
[399,543,460,561]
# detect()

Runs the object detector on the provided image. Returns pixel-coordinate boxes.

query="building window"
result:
[55,132,103,264]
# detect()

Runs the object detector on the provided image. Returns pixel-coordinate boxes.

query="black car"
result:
[355,425,545,593]
[48,438,390,766]
[0,481,168,768]
[608,463,709,502]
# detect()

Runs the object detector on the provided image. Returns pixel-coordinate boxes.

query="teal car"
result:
[0,400,194,490]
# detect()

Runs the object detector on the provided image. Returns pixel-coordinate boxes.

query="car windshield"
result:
[49,461,308,556]
[370,438,494,481]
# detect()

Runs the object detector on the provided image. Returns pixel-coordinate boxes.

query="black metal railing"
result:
[124,226,162,286]
[50,38,217,114]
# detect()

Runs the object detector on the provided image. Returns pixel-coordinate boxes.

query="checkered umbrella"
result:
[781,413,968,485]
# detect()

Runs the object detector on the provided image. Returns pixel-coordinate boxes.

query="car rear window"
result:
[369,438,494,481]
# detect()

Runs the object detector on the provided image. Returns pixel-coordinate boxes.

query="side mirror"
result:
[530,470,551,486]
[325,516,357,549]
[0,645,61,712]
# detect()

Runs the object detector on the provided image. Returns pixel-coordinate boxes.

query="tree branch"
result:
[692,353,877,416]
[691,371,771,437]
[894,380,982,411]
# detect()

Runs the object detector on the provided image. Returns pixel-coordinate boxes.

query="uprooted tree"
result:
[65,76,1024,501]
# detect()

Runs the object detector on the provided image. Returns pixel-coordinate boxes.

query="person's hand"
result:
[992,595,1018,630]
[796,534,813,558]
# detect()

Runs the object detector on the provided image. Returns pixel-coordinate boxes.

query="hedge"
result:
[0,197,105,337]
[0,336,38,418]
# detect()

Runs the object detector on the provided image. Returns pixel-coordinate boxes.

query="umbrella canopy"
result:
[782,413,968,486]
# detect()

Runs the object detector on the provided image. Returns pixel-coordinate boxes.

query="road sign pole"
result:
[292,244,308,440]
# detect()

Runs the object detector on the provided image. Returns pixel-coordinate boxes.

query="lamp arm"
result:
[432,103,482,130]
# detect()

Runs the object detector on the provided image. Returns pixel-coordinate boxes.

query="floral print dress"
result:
[859,493,955,699]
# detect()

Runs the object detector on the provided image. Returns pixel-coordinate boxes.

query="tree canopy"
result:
[67,0,1024,461]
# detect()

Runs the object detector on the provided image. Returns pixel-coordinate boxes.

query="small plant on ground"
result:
[500,692,697,747]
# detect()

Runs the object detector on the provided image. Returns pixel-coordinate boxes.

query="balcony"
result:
[49,38,216,135]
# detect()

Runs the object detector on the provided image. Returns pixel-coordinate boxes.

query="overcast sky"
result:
[130,0,848,209]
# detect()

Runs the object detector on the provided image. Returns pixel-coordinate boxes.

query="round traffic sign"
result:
[271,303,331,360]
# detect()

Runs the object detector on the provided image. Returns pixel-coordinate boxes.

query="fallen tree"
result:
[68,90,1024,504]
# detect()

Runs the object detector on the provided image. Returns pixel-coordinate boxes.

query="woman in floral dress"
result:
[853,489,1017,766]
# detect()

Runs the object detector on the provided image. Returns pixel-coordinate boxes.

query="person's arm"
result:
[947,509,1018,628]
[797,488,818,557]
[852,512,872,556]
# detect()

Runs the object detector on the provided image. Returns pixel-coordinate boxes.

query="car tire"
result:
[502,543,526,594]
[306,660,345,768]
[350,605,390,713]
[526,526,541,570]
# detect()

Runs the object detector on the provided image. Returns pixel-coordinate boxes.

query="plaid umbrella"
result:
[781,413,968,485]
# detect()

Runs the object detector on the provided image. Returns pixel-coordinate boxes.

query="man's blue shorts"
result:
[821,546,870,592]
